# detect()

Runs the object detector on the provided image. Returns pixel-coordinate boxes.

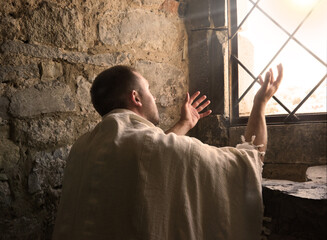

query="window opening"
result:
[229,0,327,124]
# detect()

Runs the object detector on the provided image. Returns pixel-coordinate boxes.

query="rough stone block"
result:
[263,163,309,182]
[0,118,10,139]
[99,9,179,53]
[0,97,10,120]
[0,11,25,44]
[1,41,60,60]
[1,40,128,67]
[9,85,75,117]
[13,117,75,148]
[0,173,8,181]
[0,64,40,83]
[25,2,87,50]
[28,146,70,194]
[0,181,11,206]
[267,123,327,165]
[28,172,41,194]
[0,139,20,171]
[76,76,94,114]
[135,60,187,107]
[40,61,63,82]
[135,60,187,129]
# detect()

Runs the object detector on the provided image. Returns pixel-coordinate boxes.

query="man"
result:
[53,64,283,240]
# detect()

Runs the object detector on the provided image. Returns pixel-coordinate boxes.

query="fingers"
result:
[261,71,270,90]
[189,91,200,103]
[196,100,211,112]
[269,68,274,84]
[192,95,207,108]
[265,71,270,82]
[189,91,212,114]
[199,110,212,119]
[275,63,283,86]
[184,92,190,104]
[258,76,264,85]
[262,64,283,86]
[277,63,283,77]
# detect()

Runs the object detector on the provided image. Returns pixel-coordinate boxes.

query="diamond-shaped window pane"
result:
[298,79,327,114]
[237,7,288,76]
[294,0,327,62]
[236,0,257,26]
[257,0,317,33]
[267,40,327,112]
[238,66,258,116]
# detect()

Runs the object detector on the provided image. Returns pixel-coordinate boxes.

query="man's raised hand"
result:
[254,64,283,106]
[244,64,284,156]
[165,91,212,135]
[180,91,212,130]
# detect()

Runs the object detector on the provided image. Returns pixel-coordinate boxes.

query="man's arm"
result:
[245,64,283,156]
[165,91,212,135]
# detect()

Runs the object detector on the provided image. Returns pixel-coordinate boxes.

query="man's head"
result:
[90,65,160,125]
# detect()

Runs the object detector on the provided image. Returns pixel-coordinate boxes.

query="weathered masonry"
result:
[0,0,326,239]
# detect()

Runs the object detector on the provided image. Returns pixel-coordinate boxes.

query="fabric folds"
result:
[53,109,263,240]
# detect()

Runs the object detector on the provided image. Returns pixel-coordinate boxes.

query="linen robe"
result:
[53,109,263,240]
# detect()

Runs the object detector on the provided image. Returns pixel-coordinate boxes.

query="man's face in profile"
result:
[134,72,160,125]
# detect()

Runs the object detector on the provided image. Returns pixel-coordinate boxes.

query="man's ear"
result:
[130,90,142,107]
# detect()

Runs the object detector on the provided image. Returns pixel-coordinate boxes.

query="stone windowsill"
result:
[262,165,327,200]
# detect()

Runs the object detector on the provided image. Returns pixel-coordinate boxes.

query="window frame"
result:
[228,0,327,126]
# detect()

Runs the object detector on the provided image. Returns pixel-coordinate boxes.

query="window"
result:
[229,0,327,124]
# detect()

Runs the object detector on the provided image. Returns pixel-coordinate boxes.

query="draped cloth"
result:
[53,109,263,240]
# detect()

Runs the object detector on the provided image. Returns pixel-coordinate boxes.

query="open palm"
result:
[180,91,212,129]
[254,64,283,105]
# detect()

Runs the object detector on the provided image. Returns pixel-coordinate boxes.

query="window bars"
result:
[228,0,327,124]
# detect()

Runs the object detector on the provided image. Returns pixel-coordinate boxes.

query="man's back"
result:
[53,109,263,240]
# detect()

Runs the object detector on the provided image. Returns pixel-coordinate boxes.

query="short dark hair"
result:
[90,65,138,116]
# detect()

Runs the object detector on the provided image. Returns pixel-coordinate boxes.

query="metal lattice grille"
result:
[229,0,327,123]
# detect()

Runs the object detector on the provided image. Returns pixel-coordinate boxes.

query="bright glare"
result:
[237,0,327,116]
[293,0,319,7]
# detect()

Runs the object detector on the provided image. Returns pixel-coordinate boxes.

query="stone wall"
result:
[0,0,188,239]
[229,124,327,182]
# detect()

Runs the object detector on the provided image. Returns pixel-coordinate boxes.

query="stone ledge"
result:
[263,179,327,200]
[1,40,129,66]
[262,166,327,200]
[262,163,309,182]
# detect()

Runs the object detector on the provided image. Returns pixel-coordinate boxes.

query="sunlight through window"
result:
[236,0,327,116]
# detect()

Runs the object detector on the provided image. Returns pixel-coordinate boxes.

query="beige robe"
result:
[53,109,263,240]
